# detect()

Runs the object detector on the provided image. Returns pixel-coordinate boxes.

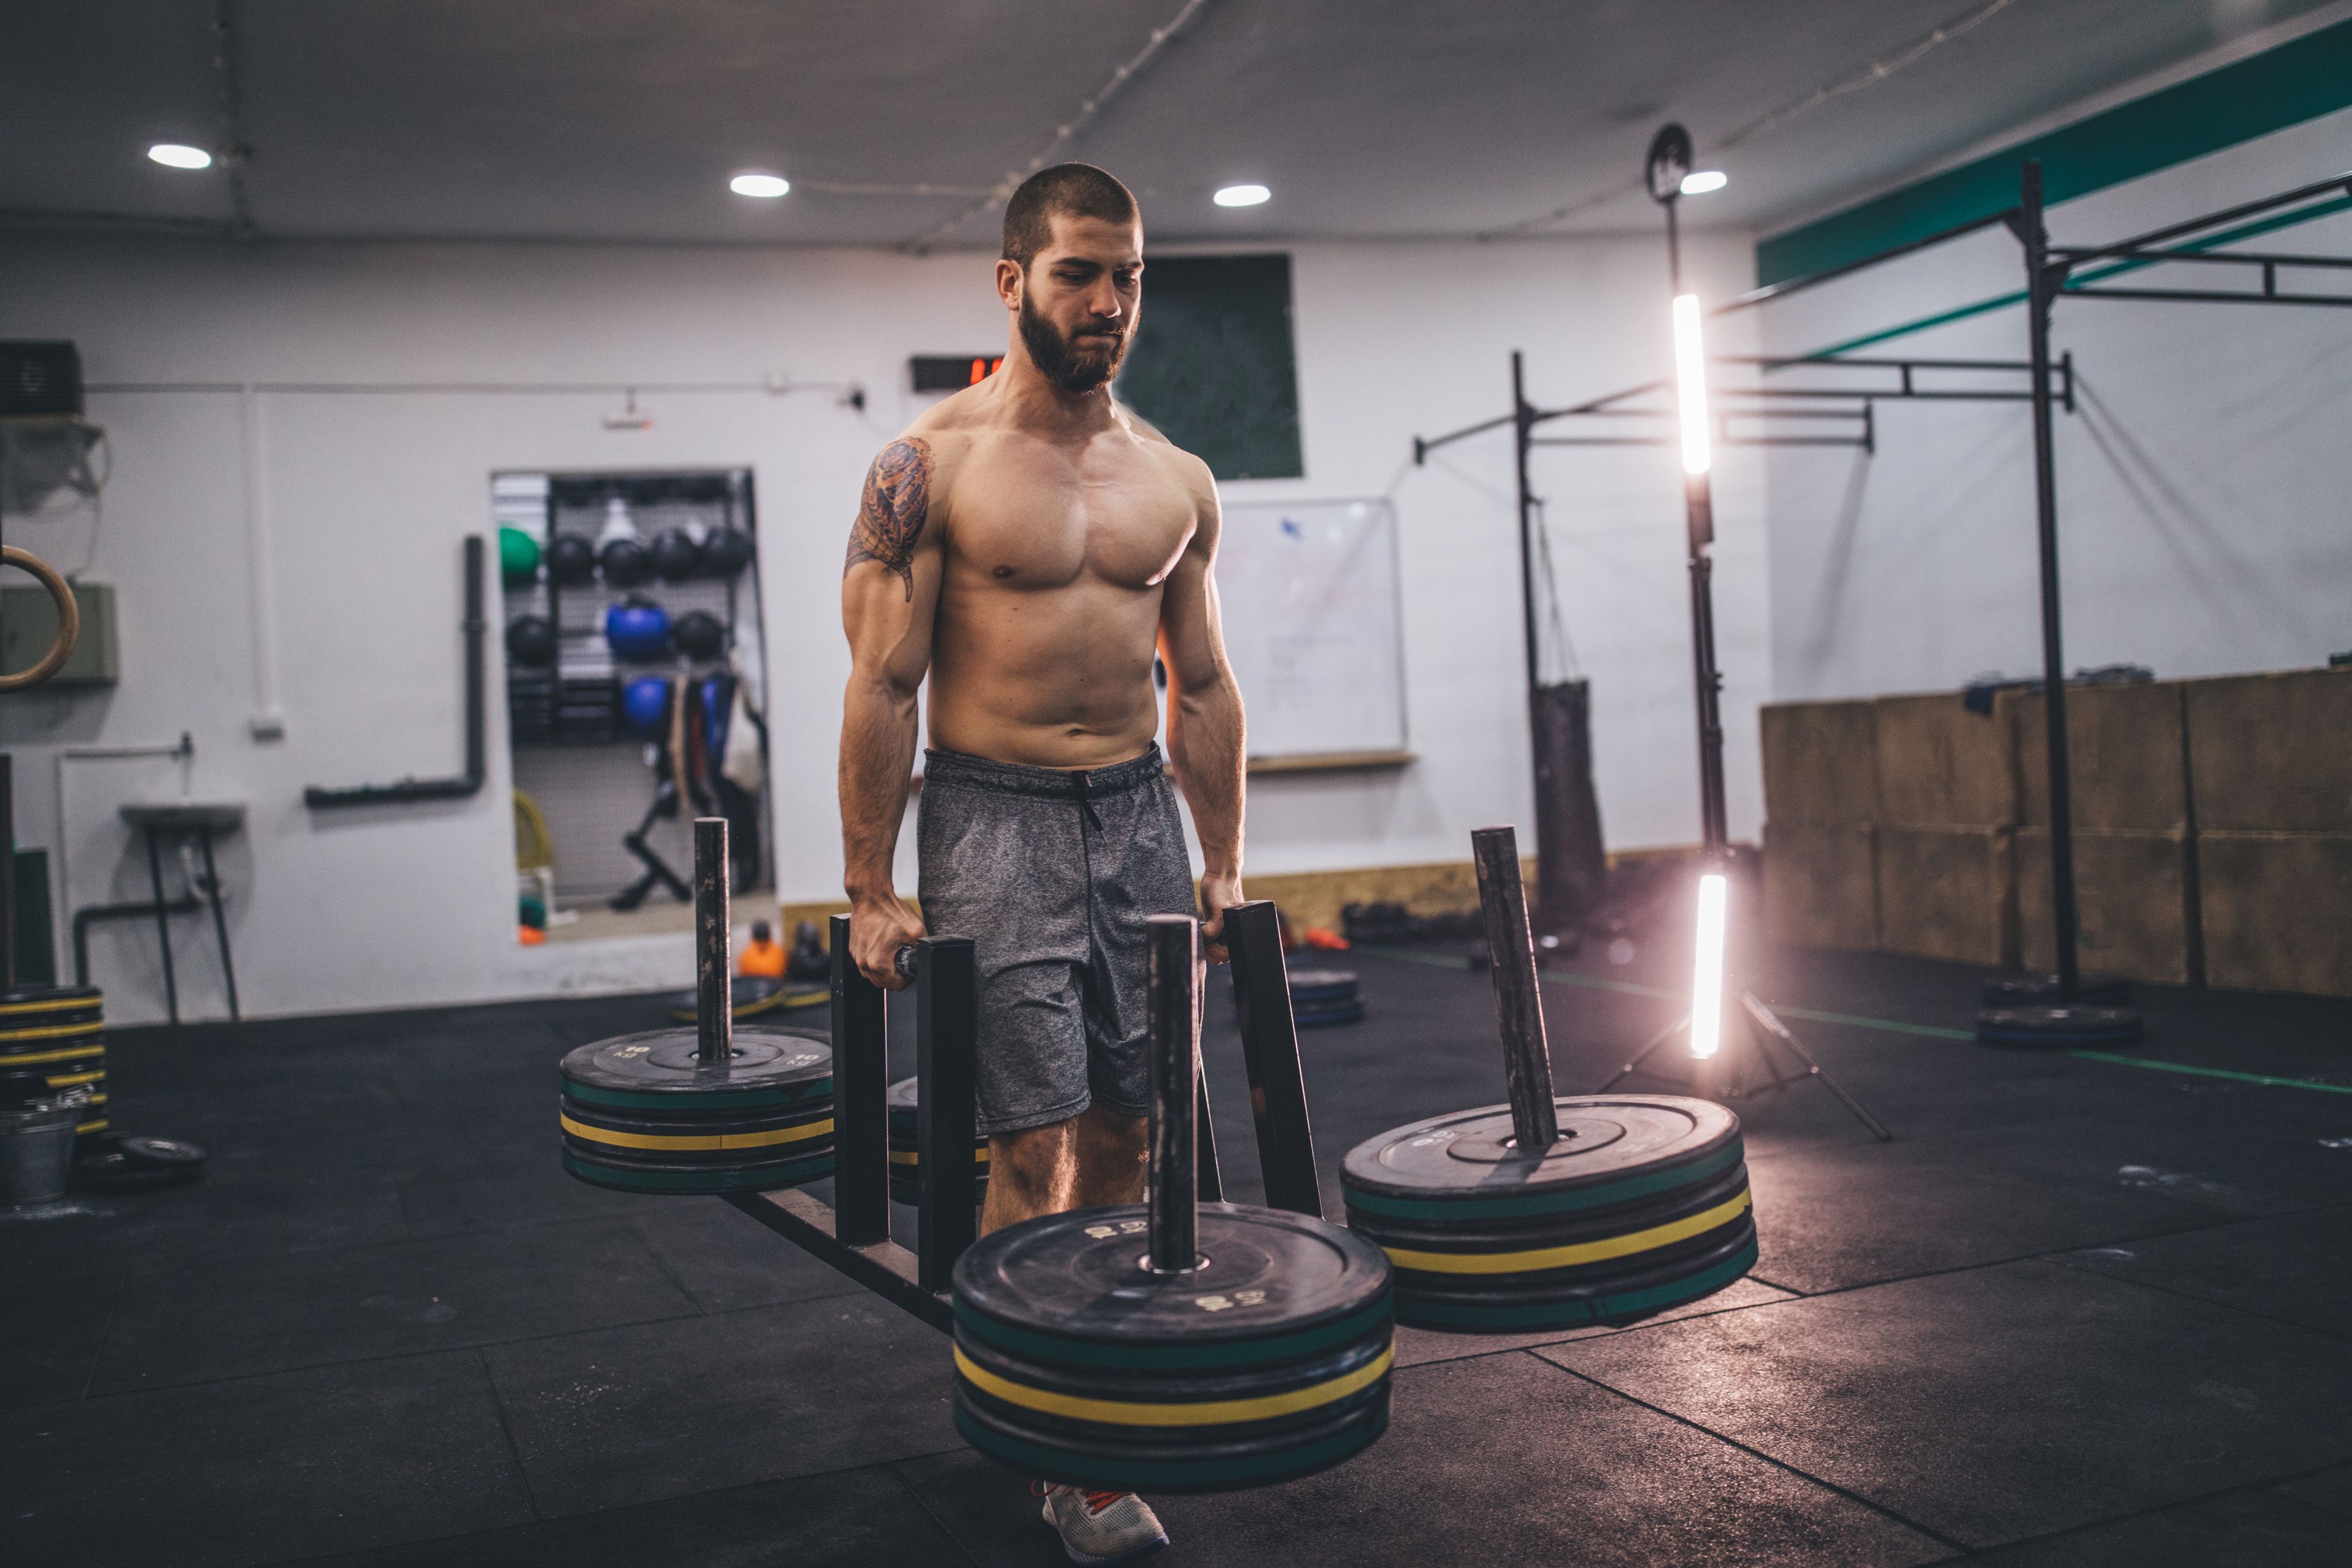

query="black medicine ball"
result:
[651,528,701,581]
[672,610,727,661]
[699,528,754,578]
[600,536,653,587]
[505,614,558,668]
[546,534,597,584]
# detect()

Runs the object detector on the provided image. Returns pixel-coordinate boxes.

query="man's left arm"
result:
[1158,471,1245,959]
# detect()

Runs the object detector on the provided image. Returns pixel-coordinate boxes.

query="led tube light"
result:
[1690,873,1727,1059]
[1672,293,1710,477]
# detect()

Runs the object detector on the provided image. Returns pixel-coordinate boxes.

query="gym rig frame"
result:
[1413,146,2352,1040]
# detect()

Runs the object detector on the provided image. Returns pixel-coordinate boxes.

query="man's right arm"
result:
[839,435,945,989]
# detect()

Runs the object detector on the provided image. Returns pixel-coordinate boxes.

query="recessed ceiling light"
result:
[148,143,213,170]
[1679,170,1727,196]
[1213,183,1270,208]
[730,172,790,198]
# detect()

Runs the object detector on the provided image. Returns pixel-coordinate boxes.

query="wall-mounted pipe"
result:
[303,535,486,809]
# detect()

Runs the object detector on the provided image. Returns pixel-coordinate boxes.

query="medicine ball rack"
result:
[719,897,1329,1332]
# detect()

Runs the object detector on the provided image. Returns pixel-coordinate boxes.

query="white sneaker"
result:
[1035,1482,1169,1566]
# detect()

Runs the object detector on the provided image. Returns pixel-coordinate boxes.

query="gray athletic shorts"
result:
[916,744,1197,1135]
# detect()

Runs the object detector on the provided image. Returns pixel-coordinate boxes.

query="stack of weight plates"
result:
[1287,968,1363,1028]
[886,1076,990,1205]
[1342,1094,1754,1333]
[951,1203,1393,1493]
[557,1025,833,1194]
[0,985,108,1149]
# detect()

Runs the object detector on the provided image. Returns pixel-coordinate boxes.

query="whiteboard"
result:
[1211,497,1408,759]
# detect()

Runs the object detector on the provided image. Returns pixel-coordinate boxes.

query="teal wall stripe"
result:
[1758,18,2352,287]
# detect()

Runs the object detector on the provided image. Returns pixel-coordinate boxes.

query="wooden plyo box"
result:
[1760,700,1878,828]
[1876,826,2017,967]
[2012,682,2188,833]
[2183,667,2352,834]
[1874,693,2018,829]
[2015,827,2197,985]
[2196,831,2352,998]
[1762,821,1877,951]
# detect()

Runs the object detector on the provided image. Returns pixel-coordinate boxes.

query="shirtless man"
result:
[838,163,1242,1566]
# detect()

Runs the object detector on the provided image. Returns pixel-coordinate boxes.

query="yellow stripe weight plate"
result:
[0,1019,105,1043]
[0,994,100,1018]
[558,1112,834,1153]
[0,1043,106,1067]
[888,1147,992,1166]
[954,1344,1391,1429]
[1379,1190,1752,1276]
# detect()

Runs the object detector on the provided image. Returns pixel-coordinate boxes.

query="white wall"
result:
[1756,105,2352,705]
[0,225,1757,1023]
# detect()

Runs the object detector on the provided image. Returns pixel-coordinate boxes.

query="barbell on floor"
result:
[948,915,1395,1493]
[557,820,836,1196]
[1338,827,1758,1332]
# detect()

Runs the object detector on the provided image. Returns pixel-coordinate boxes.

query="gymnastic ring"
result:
[0,545,81,691]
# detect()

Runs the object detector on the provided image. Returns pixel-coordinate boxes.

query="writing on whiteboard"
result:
[1215,499,1407,758]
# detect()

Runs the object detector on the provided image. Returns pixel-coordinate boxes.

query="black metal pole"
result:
[0,754,14,992]
[915,935,978,1290]
[195,828,239,1023]
[2020,161,2082,1002]
[1194,1059,1223,1204]
[1686,478,1729,855]
[1471,826,1558,1152]
[830,912,889,1247]
[1511,351,1540,700]
[1146,914,1200,1273]
[693,817,731,1063]
[1663,192,1730,856]
[1666,196,1682,293]
[1225,900,1323,1217]
[144,828,179,1026]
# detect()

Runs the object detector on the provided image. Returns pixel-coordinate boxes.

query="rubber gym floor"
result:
[5,939,2349,1567]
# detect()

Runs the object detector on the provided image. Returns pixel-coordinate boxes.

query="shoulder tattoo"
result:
[845,437,932,600]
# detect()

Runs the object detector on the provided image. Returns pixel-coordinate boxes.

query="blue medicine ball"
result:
[623,676,671,737]
[604,598,671,662]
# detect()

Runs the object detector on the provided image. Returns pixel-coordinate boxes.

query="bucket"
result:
[1,1098,83,1206]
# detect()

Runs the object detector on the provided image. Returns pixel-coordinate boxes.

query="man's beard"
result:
[1019,296,1129,395]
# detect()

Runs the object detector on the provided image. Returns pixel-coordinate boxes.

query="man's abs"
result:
[926,576,1163,768]
[922,427,1197,769]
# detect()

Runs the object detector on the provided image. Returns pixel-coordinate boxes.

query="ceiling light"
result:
[1679,170,1727,196]
[729,172,789,198]
[148,143,213,170]
[1213,183,1270,208]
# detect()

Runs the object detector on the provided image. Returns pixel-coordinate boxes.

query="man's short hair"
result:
[1002,163,1138,271]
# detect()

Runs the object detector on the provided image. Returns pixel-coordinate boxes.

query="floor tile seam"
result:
[628,1219,716,1317]
[75,1274,130,1404]
[1944,1473,2351,1556]
[1745,1207,2346,1306]
[475,1343,548,1525]
[2037,1252,2352,1343]
[1395,1293,1804,1368]
[1523,1352,1971,1553]
[886,1456,989,1567]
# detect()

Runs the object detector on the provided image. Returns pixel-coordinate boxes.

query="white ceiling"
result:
[1,1,2336,249]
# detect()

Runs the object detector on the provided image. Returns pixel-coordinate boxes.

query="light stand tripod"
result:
[1595,125,1892,1143]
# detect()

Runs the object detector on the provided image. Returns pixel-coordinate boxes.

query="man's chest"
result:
[942,442,1194,591]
